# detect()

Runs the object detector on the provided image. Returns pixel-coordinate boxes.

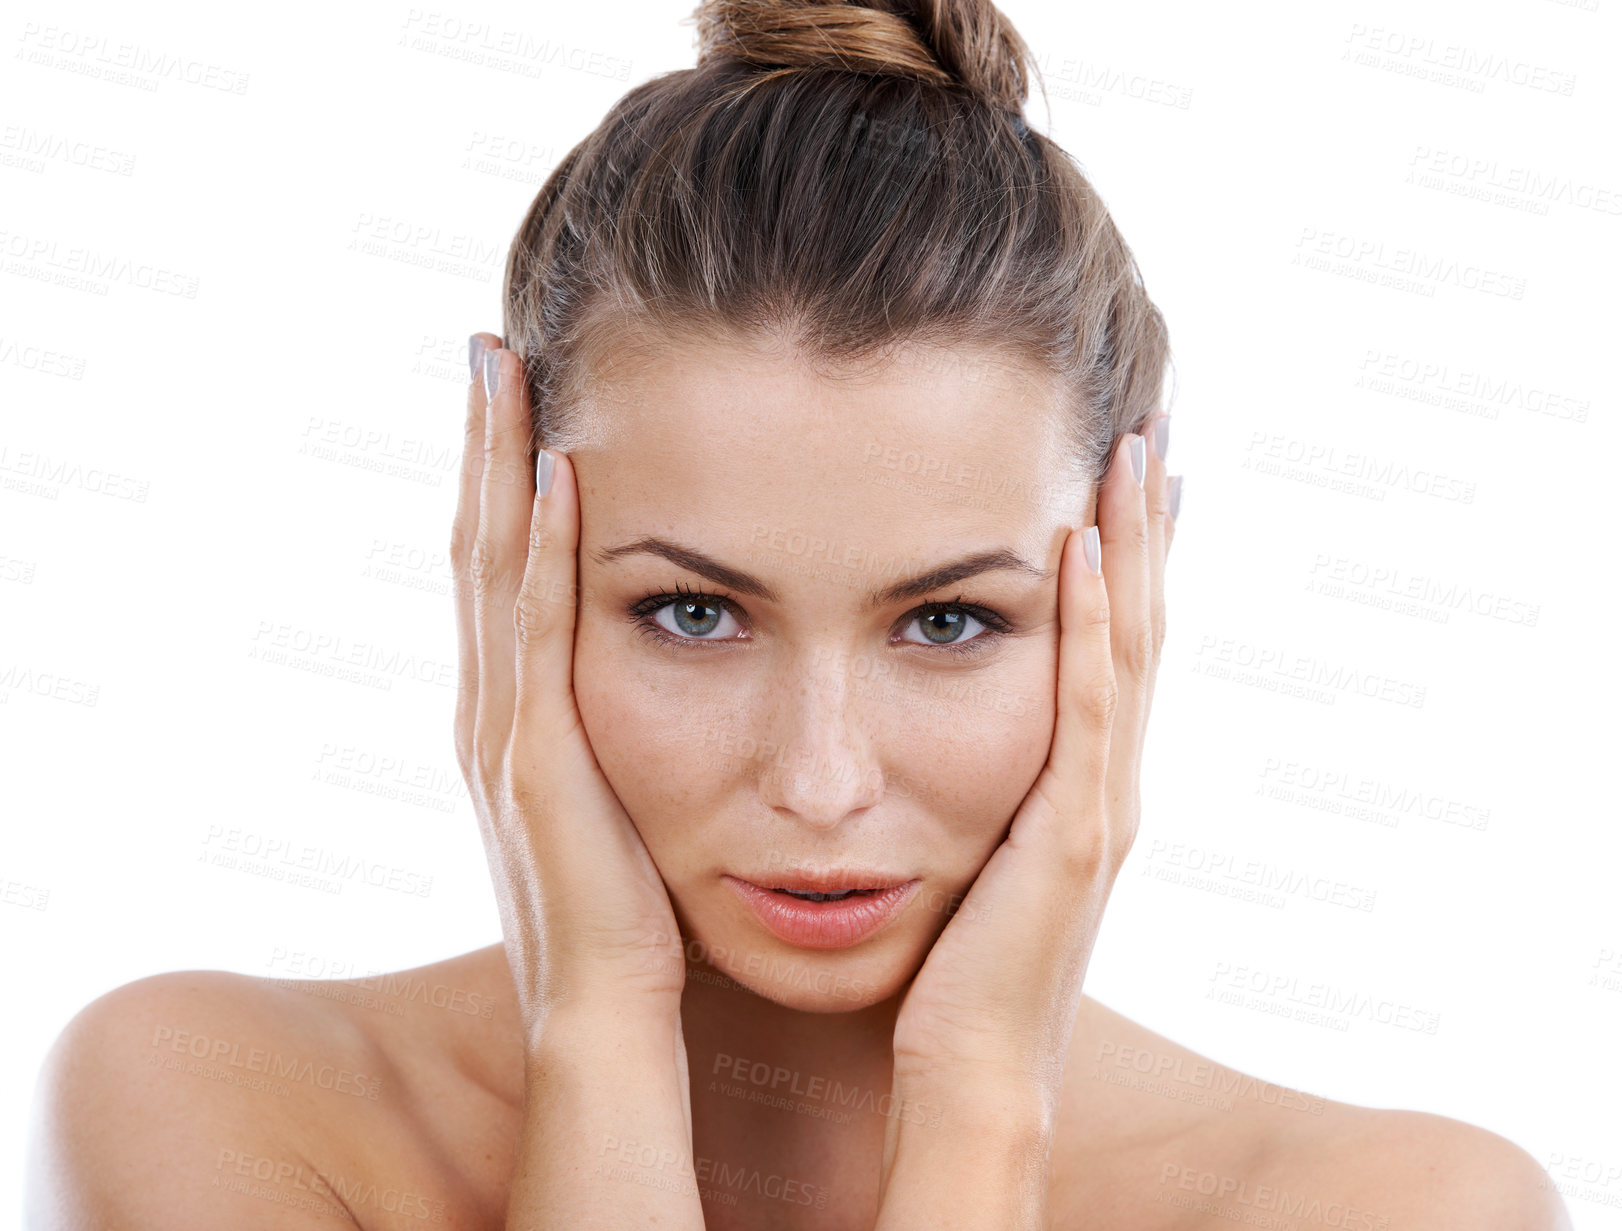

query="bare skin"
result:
[26,330,1570,1230]
[27,946,1569,1229]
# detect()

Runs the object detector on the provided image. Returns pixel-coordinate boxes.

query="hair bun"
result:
[691,0,1034,115]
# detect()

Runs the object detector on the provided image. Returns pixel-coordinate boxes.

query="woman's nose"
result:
[754,659,886,829]
[758,748,886,831]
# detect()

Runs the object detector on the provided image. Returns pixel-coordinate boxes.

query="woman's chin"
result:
[678,924,919,1014]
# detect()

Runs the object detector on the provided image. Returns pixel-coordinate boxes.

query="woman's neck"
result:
[678,960,905,1107]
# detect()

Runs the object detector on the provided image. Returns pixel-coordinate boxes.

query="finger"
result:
[452,332,501,779]
[511,447,581,740]
[1023,521,1115,872]
[1168,474,1183,557]
[1144,416,1172,715]
[1097,432,1153,798]
[472,345,535,760]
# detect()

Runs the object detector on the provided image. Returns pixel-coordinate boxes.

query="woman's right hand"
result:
[451,333,687,1042]
[452,335,705,1229]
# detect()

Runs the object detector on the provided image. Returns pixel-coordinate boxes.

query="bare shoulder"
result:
[1054,998,1571,1230]
[1253,1103,1574,1231]
[26,947,524,1229]
[26,968,370,1227]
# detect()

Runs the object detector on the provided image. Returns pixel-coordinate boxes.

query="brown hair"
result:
[501,0,1171,488]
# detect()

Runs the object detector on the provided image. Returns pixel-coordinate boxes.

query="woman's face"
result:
[569,330,1091,1012]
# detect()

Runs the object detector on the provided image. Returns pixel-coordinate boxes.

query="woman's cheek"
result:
[572,618,667,818]
[571,616,742,852]
[916,697,1051,827]
[883,653,1058,865]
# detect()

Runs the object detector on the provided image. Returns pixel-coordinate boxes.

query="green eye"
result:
[902,607,987,648]
[656,596,741,641]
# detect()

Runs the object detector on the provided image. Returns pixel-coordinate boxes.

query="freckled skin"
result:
[560,335,1080,1220]
[570,333,1071,1026]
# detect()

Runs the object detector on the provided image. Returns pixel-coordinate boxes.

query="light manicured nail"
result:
[1153,415,1170,463]
[483,349,502,401]
[468,335,485,383]
[1129,434,1146,487]
[1082,524,1101,575]
[1170,475,1183,521]
[536,448,555,498]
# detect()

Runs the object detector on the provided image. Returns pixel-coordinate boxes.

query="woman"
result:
[28,1,1571,1227]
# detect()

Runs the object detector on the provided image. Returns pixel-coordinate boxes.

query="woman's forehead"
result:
[577,334,1071,490]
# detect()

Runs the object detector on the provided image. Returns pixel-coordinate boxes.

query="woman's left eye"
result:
[898,607,991,651]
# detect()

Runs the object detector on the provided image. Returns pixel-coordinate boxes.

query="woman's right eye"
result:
[626,586,750,649]
[649,597,745,642]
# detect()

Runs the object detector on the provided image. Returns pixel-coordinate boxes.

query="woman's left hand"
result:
[888,418,1177,1110]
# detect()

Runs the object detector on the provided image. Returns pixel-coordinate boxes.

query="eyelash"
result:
[624,580,1014,659]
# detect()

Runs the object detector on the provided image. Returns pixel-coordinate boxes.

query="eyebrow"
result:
[593,536,1052,608]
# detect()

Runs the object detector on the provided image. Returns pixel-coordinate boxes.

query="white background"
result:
[2,0,1619,1223]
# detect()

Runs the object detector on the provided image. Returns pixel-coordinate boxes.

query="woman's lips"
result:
[724,875,922,950]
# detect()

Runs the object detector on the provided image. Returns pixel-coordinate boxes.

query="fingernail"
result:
[1153,415,1171,463]
[1129,435,1146,488]
[1170,475,1183,521]
[1082,524,1101,575]
[536,448,555,498]
[483,349,502,400]
[468,335,485,383]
